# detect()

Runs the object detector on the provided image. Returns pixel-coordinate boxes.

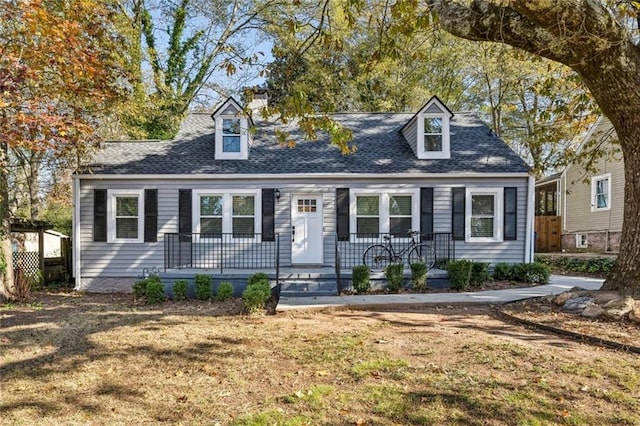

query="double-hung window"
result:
[352,190,419,239]
[200,195,223,237]
[107,190,144,242]
[423,117,443,152]
[591,173,611,211]
[232,195,255,237]
[356,196,379,237]
[194,191,260,240]
[389,195,412,236]
[465,188,503,242]
[222,118,241,153]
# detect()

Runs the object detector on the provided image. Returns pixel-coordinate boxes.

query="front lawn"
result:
[1,292,639,425]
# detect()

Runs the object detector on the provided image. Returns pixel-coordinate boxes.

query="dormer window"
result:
[213,97,251,160]
[407,96,452,160]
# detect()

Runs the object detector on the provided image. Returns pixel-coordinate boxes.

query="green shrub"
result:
[513,262,550,284]
[194,274,212,300]
[247,272,270,287]
[535,255,615,276]
[446,259,473,290]
[493,263,515,281]
[434,258,451,269]
[133,277,149,298]
[144,276,165,304]
[470,262,490,287]
[410,262,428,292]
[216,281,234,301]
[385,263,404,292]
[352,265,371,294]
[242,281,271,313]
[172,279,188,301]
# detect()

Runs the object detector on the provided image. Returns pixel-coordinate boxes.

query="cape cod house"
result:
[72,96,534,292]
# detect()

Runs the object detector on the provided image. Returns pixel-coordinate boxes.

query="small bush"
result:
[470,262,490,287]
[144,276,165,304]
[434,258,451,269]
[446,259,473,290]
[352,265,371,294]
[385,263,404,292]
[242,281,271,313]
[172,279,188,301]
[133,278,148,298]
[410,262,428,292]
[194,274,212,300]
[513,262,550,284]
[247,272,270,287]
[216,281,234,301]
[493,263,515,281]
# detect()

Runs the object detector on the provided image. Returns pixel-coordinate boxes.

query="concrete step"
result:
[278,280,338,297]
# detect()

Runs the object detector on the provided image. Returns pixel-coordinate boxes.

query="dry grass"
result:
[1,292,639,425]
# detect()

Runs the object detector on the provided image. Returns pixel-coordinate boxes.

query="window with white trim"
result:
[213,98,249,160]
[415,98,452,160]
[576,233,588,248]
[193,190,260,239]
[465,188,503,242]
[591,173,611,211]
[107,190,144,243]
[351,190,419,239]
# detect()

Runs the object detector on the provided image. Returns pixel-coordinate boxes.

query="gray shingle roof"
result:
[87,112,530,175]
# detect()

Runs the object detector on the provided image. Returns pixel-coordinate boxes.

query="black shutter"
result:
[420,188,434,241]
[336,188,350,241]
[452,187,465,241]
[504,187,517,240]
[178,189,192,241]
[93,189,107,242]
[262,188,275,241]
[144,189,158,242]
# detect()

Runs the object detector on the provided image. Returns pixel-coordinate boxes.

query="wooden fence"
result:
[535,216,561,252]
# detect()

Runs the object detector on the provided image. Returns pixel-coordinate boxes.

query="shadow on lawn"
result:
[0,292,248,419]
[337,306,577,350]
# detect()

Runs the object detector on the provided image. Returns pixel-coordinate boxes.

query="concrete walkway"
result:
[276,275,604,312]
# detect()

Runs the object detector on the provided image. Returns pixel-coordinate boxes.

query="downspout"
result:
[524,175,535,263]
[73,177,81,290]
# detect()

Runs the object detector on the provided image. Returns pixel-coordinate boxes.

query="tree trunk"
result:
[599,118,640,294]
[0,141,15,300]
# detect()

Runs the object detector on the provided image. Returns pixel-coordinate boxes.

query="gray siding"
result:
[78,177,531,282]
[564,137,624,233]
[401,117,418,157]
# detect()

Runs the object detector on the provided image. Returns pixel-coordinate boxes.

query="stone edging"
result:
[492,304,640,355]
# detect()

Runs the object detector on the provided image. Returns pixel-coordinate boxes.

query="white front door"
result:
[291,194,323,264]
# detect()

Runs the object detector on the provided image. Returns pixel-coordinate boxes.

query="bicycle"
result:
[362,231,436,271]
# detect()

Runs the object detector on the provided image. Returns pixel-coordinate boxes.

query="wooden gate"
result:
[535,216,561,252]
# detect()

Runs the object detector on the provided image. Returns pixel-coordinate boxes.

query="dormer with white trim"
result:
[401,96,453,160]
[212,97,252,160]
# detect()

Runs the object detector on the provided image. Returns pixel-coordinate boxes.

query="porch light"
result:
[275,189,281,201]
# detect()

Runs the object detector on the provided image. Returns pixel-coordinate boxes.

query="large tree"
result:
[0,0,126,299]
[417,1,640,293]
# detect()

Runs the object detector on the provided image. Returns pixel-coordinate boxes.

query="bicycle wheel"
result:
[362,245,392,271]
[408,244,436,269]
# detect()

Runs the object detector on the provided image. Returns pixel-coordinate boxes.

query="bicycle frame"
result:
[383,234,419,260]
